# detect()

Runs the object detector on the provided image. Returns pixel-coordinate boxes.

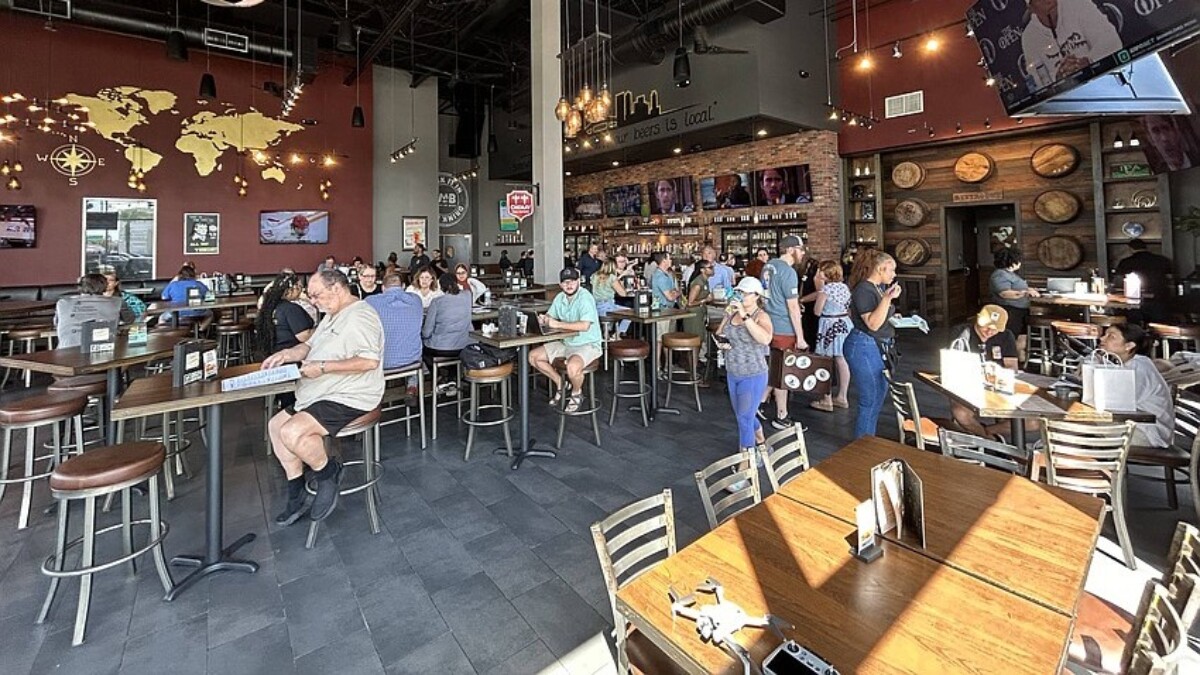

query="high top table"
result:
[0,332,185,444]
[606,306,695,421]
[112,363,297,599]
[470,327,578,470]
[144,294,260,328]
[1031,293,1140,322]
[0,299,55,318]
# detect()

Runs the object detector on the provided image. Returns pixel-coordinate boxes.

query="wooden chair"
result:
[760,425,810,492]
[1040,418,1137,569]
[694,450,761,530]
[936,428,1030,476]
[1122,581,1190,675]
[590,490,685,675]
[1126,390,1199,519]
[885,372,946,451]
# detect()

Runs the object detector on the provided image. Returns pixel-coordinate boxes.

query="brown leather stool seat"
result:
[1150,322,1200,339]
[338,408,382,437]
[661,332,701,349]
[49,442,165,493]
[0,391,89,426]
[1051,321,1101,339]
[609,339,649,359]
[214,321,251,334]
[49,374,108,398]
[552,356,601,373]
[465,362,514,380]
[1028,315,1057,328]
[8,325,50,340]
[1087,314,1126,327]
[1029,304,1051,316]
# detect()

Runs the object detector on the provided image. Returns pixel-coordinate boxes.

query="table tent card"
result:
[79,319,117,354]
[172,340,219,387]
[871,459,926,549]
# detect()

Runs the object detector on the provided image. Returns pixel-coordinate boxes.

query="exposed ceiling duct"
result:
[611,0,785,66]
[65,6,294,62]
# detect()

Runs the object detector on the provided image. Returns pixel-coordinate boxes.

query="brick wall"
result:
[563,130,842,261]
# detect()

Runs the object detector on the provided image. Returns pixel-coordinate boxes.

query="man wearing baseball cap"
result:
[947,304,1019,437]
[757,235,808,430]
[530,267,603,413]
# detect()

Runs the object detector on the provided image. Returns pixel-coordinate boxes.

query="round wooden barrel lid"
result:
[1030,143,1080,178]
[954,152,994,183]
[894,238,932,267]
[1036,235,1084,271]
[891,161,925,189]
[894,198,929,227]
[1033,189,1082,224]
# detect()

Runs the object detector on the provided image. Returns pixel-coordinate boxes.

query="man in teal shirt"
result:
[530,267,603,413]
[650,251,680,308]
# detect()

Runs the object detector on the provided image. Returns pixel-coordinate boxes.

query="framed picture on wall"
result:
[402,216,426,251]
[81,197,157,280]
[184,213,220,255]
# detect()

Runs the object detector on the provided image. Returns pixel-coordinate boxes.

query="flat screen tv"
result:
[646,176,695,215]
[699,173,753,209]
[259,210,329,244]
[603,184,643,217]
[1135,109,1200,174]
[0,205,35,248]
[753,165,813,205]
[564,194,604,221]
[969,0,1198,116]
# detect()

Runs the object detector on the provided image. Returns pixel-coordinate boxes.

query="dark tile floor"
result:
[0,328,1195,674]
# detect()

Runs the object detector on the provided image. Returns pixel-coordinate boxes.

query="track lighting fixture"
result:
[892,42,902,59]
[673,47,691,88]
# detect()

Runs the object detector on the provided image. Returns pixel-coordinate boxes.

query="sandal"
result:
[809,399,834,412]
[564,393,583,413]
[832,399,850,409]
[548,389,563,407]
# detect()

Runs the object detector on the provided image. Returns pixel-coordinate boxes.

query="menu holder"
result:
[871,459,926,549]
[220,364,301,392]
[187,287,202,307]
[850,499,884,563]
[79,319,117,354]
[632,288,654,313]
[127,322,149,346]
[172,339,219,387]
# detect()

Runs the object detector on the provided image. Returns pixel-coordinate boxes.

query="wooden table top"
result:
[0,300,56,317]
[1032,293,1140,309]
[469,328,579,349]
[113,363,296,420]
[913,371,1155,423]
[0,333,185,377]
[143,294,259,315]
[470,300,552,322]
[616,496,1072,675]
[778,437,1104,616]
[607,306,695,323]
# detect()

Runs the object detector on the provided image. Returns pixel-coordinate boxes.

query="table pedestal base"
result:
[495,438,557,470]
[165,532,258,601]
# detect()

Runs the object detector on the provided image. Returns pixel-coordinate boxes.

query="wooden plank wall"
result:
[879,125,1097,325]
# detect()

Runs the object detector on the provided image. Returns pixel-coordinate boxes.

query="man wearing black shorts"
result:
[263,269,385,526]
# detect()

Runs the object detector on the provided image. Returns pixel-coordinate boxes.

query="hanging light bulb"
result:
[599,86,612,112]
[0,162,9,176]
[565,108,583,138]
[137,182,147,193]
[1113,132,1125,149]
[554,97,571,121]
[585,97,605,124]
[1129,131,1141,147]
[238,186,247,197]
[579,84,593,105]
[829,108,840,121]
[6,176,20,190]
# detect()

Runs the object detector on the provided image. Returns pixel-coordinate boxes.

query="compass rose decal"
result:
[49,143,99,178]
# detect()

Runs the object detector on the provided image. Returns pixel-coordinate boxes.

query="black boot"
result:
[274,477,309,526]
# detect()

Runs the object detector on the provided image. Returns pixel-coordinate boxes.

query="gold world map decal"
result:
[42,143,103,185]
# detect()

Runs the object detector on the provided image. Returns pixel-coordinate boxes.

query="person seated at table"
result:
[55,274,125,348]
[682,260,714,364]
[453,264,489,304]
[947,305,1019,438]
[160,265,212,329]
[351,265,383,299]
[591,259,631,337]
[530,267,603,413]
[366,271,424,404]
[1099,323,1174,448]
[102,272,145,322]
[405,265,442,310]
[422,273,473,395]
[263,269,385,526]
[253,271,315,410]
[315,255,337,274]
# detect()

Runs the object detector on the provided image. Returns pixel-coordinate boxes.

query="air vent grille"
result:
[885,91,924,118]
[11,0,71,19]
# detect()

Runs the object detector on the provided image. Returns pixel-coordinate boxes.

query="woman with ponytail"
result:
[254,272,314,408]
[844,247,902,438]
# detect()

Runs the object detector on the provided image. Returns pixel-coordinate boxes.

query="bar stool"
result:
[48,374,109,448]
[305,408,382,549]
[552,357,602,449]
[380,363,427,449]
[429,355,467,440]
[609,339,650,428]
[1,392,87,530]
[2,324,53,388]
[1150,323,1200,359]
[703,318,725,383]
[598,316,618,370]
[461,363,514,461]
[1050,321,1102,375]
[215,320,253,367]
[36,441,173,645]
[662,332,703,412]
[1088,314,1127,330]
[1026,315,1056,376]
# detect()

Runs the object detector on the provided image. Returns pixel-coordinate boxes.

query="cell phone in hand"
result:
[712,333,731,346]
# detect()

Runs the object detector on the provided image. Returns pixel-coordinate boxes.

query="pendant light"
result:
[166,0,188,61]
[351,27,365,127]
[336,0,354,52]
[673,0,690,88]
[199,6,216,99]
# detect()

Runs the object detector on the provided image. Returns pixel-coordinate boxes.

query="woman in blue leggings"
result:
[715,277,774,453]
[844,249,901,438]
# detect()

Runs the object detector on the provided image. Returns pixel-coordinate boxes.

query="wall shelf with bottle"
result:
[843,154,882,248]
[1091,119,1173,276]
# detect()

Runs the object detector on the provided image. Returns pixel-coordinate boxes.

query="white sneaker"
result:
[725,479,750,494]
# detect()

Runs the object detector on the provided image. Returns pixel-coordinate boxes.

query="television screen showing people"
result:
[259,210,330,244]
[564,194,604,220]
[970,0,1199,115]
[754,165,813,205]
[604,184,643,217]
[646,176,695,214]
[0,204,35,248]
[1136,113,1200,174]
[699,173,754,209]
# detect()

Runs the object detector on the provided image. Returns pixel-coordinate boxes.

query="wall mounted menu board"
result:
[646,176,695,214]
[564,194,603,220]
[754,165,813,205]
[699,173,753,209]
[603,184,643,217]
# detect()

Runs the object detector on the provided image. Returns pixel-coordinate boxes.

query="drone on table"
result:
[669,577,792,675]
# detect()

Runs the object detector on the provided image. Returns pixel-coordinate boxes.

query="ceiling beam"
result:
[343,0,425,85]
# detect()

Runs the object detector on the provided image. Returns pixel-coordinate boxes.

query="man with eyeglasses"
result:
[262,269,384,526]
[351,265,382,298]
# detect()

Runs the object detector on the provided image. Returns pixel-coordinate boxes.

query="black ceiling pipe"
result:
[68,6,293,63]
[611,0,784,66]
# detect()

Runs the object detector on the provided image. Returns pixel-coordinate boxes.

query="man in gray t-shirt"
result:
[757,235,808,430]
[263,269,385,528]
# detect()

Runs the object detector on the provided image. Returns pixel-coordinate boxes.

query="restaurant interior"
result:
[1,0,1199,673]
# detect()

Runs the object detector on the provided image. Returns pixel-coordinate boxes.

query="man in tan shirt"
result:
[263,269,384,525]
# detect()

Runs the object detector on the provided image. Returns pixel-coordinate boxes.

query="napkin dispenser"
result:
[632,288,654,313]
[498,305,520,336]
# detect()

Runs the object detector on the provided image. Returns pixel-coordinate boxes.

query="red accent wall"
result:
[835,0,1064,156]
[0,15,373,285]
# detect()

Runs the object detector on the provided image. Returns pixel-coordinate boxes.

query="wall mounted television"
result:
[603,184,643,217]
[259,210,329,244]
[564,194,604,220]
[754,165,813,205]
[646,176,696,214]
[699,173,753,209]
[0,204,35,248]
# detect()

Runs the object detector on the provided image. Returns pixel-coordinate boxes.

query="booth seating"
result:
[305,409,383,549]
[0,391,88,529]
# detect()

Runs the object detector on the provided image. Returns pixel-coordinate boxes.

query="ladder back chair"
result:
[694,450,761,530]
[760,425,810,492]
[937,428,1031,476]
[1120,581,1190,675]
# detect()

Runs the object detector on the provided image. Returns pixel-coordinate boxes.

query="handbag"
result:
[1082,350,1137,412]
[459,343,516,370]
[770,348,833,396]
[940,340,986,406]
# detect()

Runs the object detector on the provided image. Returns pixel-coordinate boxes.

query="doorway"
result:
[943,203,1019,323]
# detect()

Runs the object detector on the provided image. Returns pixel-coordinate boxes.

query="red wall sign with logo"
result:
[505,189,535,222]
